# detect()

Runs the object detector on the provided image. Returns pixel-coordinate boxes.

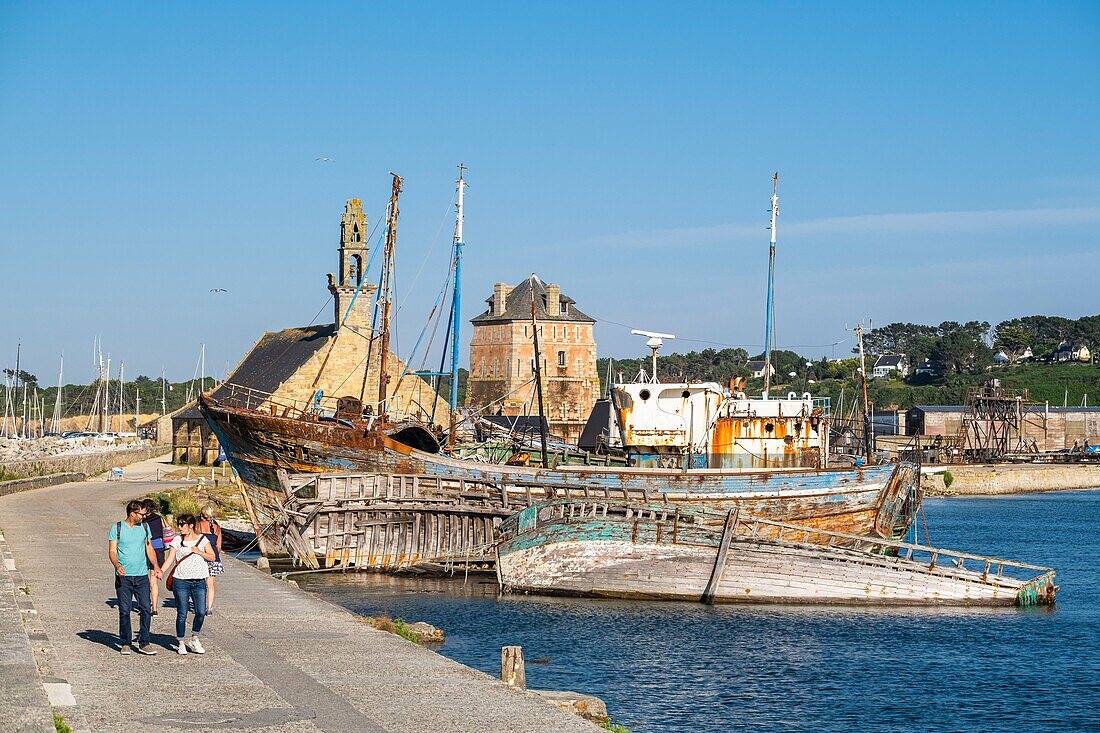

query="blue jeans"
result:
[116,574,151,647]
[172,578,207,639]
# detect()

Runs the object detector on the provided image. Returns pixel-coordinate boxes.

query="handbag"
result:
[165,540,205,591]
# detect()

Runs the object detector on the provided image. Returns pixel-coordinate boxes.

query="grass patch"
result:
[600,720,633,733]
[0,468,27,482]
[53,712,72,733]
[365,614,424,644]
[145,482,247,522]
[147,489,203,520]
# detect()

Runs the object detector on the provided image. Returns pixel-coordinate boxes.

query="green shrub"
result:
[53,712,72,733]
[942,471,954,489]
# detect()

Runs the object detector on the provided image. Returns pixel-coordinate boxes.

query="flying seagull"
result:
[315,156,334,162]
[210,288,227,293]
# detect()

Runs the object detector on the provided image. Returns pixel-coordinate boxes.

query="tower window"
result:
[350,254,363,284]
[557,350,566,367]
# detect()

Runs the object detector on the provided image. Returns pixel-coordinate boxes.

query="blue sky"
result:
[2,1,1098,382]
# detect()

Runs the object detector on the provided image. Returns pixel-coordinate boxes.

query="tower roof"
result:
[471,274,594,324]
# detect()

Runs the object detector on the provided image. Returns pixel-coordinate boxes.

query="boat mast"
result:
[530,300,550,468]
[762,173,778,399]
[14,341,24,438]
[51,354,63,434]
[855,323,872,458]
[161,366,167,416]
[449,164,466,427]
[116,361,124,433]
[103,355,111,434]
[377,173,403,415]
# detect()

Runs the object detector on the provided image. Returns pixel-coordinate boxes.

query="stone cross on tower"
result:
[328,198,377,330]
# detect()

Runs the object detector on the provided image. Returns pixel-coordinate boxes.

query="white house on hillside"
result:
[746,360,775,379]
[872,354,908,379]
[1056,342,1091,363]
[994,346,1033,364]
[914,358,935,376]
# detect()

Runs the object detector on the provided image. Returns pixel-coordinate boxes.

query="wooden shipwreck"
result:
[495,498,1058,607]
[253,461,918,572]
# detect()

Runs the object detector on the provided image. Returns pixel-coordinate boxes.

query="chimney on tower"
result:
[546,284,561,317]
[493,282,509,315]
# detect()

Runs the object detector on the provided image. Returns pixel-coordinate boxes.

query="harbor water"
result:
[298,489,1100,732]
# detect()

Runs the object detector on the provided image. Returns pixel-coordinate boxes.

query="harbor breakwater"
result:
[0,445,166,486]
[923,463,1100,496]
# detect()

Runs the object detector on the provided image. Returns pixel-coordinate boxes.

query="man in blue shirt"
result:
[108,499,162,655]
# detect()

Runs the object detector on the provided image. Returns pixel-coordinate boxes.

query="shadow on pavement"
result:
[78,628,180,651]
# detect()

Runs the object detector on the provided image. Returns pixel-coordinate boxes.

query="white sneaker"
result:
[186,638,205,654]
[177,640,188,655]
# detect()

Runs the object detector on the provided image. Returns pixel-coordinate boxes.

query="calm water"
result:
[299,490,1100,732]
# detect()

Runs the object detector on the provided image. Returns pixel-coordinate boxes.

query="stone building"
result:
[467,274,600,444]
[171,198,448,464]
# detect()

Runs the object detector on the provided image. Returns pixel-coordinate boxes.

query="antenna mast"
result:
[449,164,466,428]
[762,172,778,398]
[377,173,403,414]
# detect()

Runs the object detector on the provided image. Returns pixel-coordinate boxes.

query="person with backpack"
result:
[163,514,215,655]
[107,499,162,656]
[195,504,224,614]
[140,498,168,616]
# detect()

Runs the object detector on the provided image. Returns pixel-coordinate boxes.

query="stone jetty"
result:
[0,456,603,732]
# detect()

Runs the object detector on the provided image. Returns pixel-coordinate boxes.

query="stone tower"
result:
[327,199,376,329]
[467,274,600,444]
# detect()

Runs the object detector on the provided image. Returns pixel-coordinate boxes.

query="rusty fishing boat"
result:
[495,498,1058,606]
[202,382,919,557]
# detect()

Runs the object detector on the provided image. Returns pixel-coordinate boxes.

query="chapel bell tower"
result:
[328,198,376,330]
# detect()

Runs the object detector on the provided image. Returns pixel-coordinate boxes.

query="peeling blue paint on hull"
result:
[497,514,1056,606]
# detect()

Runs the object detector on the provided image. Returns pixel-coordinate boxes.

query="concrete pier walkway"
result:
[0,456,601,732]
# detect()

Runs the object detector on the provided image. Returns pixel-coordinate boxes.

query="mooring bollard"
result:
[501,645,526,690]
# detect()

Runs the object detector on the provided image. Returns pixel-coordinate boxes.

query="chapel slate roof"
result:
[209,324,337,400]
[470,274,595,324]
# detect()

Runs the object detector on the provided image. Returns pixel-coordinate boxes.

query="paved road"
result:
[0,456,602,733]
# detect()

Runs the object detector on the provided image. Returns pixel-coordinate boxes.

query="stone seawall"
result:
[0,446,167,482]
[0,472,86,498]
[923,463,1100,496]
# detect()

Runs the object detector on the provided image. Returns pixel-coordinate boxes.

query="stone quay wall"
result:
[0,446,167,482]
[923,463,1100,496]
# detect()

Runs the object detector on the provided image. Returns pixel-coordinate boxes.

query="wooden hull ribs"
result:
[496,499,1058,607]
[200,394,922,564]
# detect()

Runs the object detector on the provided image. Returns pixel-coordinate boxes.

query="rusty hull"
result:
[200,394,919,559]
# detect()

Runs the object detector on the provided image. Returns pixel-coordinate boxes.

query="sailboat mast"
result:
[116,361,124,433]
[377,173,403,414]
[161,366,167,416]
[449,164,466,422]
[103,355,111,434]
[762,172,778,398]
[51,354,63,434]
